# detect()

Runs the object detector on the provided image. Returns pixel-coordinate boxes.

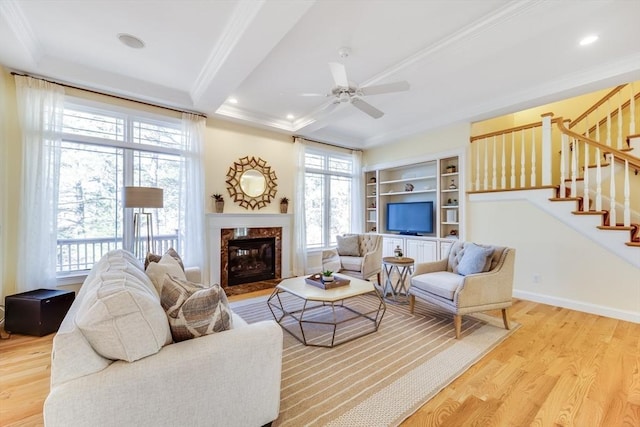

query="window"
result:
[304,149,354,249]
[56,100,185,275]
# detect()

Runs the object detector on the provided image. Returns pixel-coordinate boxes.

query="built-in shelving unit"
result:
[363,151,463,263]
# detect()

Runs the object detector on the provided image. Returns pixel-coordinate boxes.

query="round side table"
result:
[381,256,414,303]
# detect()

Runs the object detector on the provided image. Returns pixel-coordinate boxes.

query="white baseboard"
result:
[513,289,640,323]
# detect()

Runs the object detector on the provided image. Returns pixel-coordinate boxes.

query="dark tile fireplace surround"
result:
[220,227,282,293]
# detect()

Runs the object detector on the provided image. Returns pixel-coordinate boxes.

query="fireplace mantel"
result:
[207,213,292,286]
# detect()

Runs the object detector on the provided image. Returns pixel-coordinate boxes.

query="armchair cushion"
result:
[336,235,360,256]
[340,256,362,272]
[411,271,464,300]
[456,243,494,276]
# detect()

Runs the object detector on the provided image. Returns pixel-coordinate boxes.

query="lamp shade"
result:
[123,187,163,208]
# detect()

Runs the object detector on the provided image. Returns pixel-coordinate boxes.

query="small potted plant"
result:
[321,269,334,282]
[280,197,289,214]
[211,193,224,213]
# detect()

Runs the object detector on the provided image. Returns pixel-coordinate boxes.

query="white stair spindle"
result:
[583,138,590,212]
[595,107,600,142]
[484,137,489,190]
[617,92,623,149]
[541,114,552,186]
[492,136,497,189]
[606,99,612,147]
[530,126,536,187]
[595,147,602,211]
[510,131,516,188]
[630,82,636,136]
[570,138,577,197]
[623,159,630,227]
[475,140,480,191]
[520,130,525,188]
[609,154,616,226]
[559,132,567,198]
[501,134,506,189]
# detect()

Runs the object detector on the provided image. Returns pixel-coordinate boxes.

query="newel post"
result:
[541,113,553,186]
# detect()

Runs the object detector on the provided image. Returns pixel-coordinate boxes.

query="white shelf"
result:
[441,221,459,225]
[441,172,459,177]
[379,175,436,185]
[380,189,436,196]
[441,189,458,193]
[442,206,459,209]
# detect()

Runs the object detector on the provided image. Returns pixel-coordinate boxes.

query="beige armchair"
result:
[408,241,515,339]
[322,233,382,285]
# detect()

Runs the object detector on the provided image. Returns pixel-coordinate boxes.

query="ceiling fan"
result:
[304,62,410,119]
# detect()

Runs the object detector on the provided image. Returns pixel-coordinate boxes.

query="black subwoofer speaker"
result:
[5,289,75,336]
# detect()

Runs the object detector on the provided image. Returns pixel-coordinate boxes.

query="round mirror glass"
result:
[240,169,266,197]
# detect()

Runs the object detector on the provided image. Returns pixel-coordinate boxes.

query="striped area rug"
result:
[232,293,518,426]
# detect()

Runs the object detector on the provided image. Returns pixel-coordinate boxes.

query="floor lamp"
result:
[124,186,164,258]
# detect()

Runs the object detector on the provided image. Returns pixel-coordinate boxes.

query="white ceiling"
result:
[1,0,639,149]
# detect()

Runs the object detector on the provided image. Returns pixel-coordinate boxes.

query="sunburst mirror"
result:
[226,156,278,210]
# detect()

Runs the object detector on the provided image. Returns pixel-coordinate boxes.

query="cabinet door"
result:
[439,241,454,260]
[405,239,437,264]
[382,237,404,258]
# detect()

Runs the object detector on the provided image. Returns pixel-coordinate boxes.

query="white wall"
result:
[468,196,640,322]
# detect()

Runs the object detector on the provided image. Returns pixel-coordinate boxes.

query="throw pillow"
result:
[456,243,494,276]
[145,248,185,271]
[161,276,233,342]
[145,253,187,294]
[336,235,360,257]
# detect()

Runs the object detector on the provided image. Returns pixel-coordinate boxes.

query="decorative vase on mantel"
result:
[280,197,289,214]
[211,194,224,213]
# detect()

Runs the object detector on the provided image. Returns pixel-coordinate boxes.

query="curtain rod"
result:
[10,71,207,119]
[292,135,362,152]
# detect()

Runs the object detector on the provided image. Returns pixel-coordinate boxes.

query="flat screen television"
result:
[386,201,434,235]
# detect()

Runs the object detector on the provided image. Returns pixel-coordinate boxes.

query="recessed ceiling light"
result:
[117,33,145,49]
[228,98,238,104]
[579,34,598,46]
[286,114,295,120]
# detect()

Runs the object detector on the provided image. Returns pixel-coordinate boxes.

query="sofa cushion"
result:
[145,248,184,271]
[456,243,494,276]
[411,271,465,300]
[146,253,187,294]
[75,256,172,363]
[161,276,233,342]
[340,255,363,272]
[337,235,360,256]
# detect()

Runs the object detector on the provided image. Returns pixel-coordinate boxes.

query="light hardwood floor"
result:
[1,294,638,426]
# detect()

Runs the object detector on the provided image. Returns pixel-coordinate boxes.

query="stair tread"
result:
[598,225,634,231]
[549,197,581,201]
[562,178,585,182]
[583,162,611,169]
[625,241,640,247]
[572,210,607,215]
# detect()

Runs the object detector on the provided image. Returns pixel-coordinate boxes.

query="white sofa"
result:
[44,250,283,427]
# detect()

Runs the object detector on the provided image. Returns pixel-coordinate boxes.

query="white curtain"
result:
[292,137,307,276]
[351,150,364,233]
[180,113,206,274]
[14,76,65,292]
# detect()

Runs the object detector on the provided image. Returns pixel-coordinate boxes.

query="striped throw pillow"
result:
[160,276,232,342]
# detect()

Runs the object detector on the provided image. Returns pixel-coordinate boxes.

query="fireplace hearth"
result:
[227,237,276,286]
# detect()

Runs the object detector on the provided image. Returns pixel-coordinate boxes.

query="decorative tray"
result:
[305,274,350,290]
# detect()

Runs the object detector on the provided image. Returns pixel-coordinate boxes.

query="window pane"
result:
[133,151,183,253]
[62,108,124,141]
[329,175,352,246]
[57,141,123,272]
[328,156,352,174]
[132,119,184,149]
[305,172,324,248]
[305,152,325,170]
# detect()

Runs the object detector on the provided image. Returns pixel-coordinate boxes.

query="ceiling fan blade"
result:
[299,92,328,97]
[328,62,349,88]
[359,81,410,96]
[351,97,384,119]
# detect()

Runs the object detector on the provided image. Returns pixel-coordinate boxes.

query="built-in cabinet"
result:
[365,152,463,262]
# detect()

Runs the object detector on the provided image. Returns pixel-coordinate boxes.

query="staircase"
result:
[469,82,640,267]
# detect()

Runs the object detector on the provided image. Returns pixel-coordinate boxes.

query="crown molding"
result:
[0,0,42,65]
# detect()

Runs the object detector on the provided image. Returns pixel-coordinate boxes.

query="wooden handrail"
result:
[557,118,640,170]
[581,92,640,137]
[569,84,626,129]
[470,117,561,142]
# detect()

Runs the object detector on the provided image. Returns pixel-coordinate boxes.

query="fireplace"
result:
[227,237,276,286]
